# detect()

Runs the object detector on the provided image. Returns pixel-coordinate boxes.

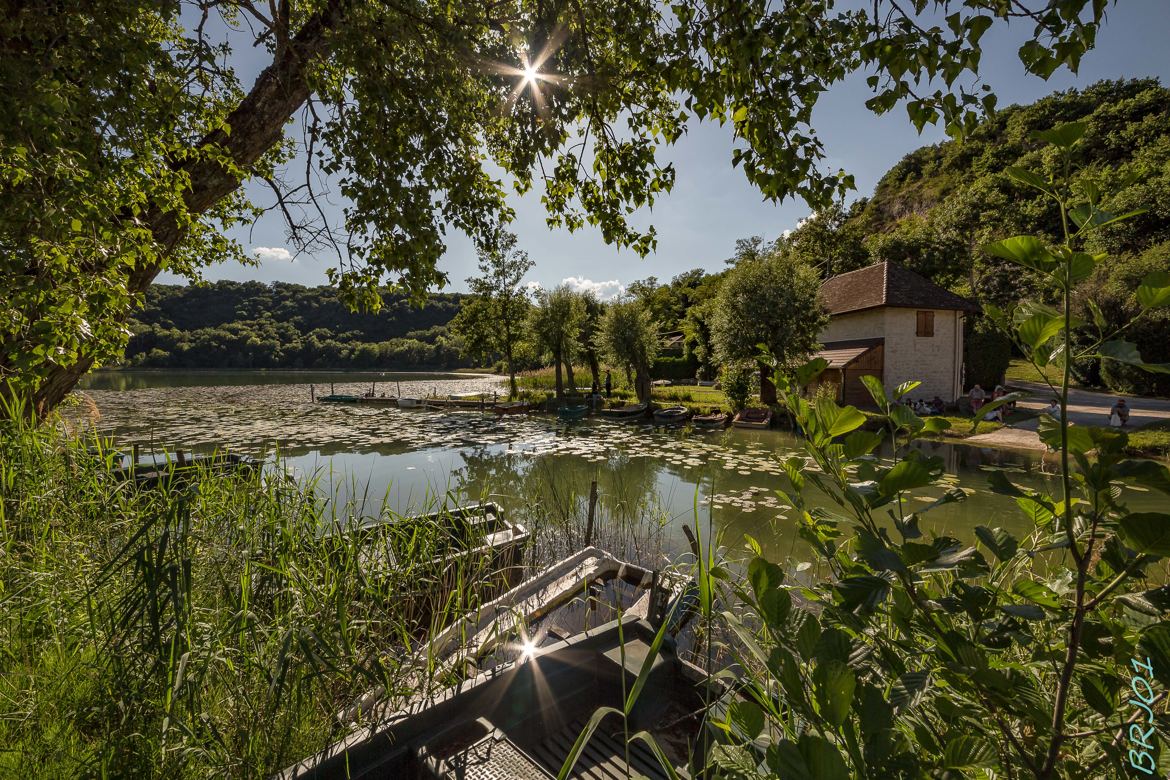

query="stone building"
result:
[811,262,980,406]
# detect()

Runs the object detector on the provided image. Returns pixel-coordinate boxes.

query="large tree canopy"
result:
[0,0,1114,416]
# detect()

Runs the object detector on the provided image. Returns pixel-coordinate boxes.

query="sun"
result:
[522,62,540,86]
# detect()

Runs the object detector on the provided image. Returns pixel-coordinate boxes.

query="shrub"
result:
[719,361,757,412]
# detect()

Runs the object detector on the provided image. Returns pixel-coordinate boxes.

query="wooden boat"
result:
[491,401,533,415]
[285,548,702,780]
[397,397,424,409]
[317,393,362,403]
[691,411,731,429]
[422,394,495,410]
[652,405,691,424]
[110,451,260,489]
[597,402,648,420]
[558,403,589,421]
[337,503,530,632]
[732,407,772,429]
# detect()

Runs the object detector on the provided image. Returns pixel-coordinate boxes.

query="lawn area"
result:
[514,367,730,411]
[1004,358,1081,388]
[1127,419,1170,459]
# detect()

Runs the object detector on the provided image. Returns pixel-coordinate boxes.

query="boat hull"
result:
[732,409,773,429]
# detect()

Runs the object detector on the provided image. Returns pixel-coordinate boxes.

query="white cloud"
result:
[560,276,625,300]
[252,246,293,263]
[782,212,817,239]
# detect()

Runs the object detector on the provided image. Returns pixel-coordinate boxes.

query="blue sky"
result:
[166,0,1170,297]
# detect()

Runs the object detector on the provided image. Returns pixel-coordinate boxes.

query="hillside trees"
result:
[598,298,659,403]
[451,233,534,397]
[712,249,826,403]
[2,0,1114,419]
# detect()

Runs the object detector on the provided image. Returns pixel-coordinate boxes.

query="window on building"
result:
[916,310,935,337]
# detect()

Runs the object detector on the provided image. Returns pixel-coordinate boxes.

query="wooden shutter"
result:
[916,311,934,337]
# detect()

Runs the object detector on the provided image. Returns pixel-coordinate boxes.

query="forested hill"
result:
[783,78,1170,394]
[831,78,1169,299]
[123,281,470,369]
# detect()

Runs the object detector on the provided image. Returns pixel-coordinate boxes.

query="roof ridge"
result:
[881,261,890,304]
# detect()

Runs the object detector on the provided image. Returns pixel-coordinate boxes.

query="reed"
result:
[0,404,523,777]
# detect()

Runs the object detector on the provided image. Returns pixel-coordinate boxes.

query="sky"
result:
[164,0,1170,298]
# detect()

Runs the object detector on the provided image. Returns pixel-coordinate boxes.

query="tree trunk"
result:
[634,363,652,404]
[24,2,344,420]
[759,364,777,405]
[587,350,601,392]
[505,345,517,400]
[554,353,564,398]
[565,358,576,396]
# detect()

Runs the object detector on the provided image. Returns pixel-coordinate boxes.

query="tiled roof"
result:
[815,338,883,368]
[820,262,980,316]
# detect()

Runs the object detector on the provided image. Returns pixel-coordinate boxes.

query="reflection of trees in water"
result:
[448,444,670,571]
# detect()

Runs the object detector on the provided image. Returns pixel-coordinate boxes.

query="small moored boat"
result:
[597,402,648,420]
[558,403,589,421]
[492,401,533,415]
[692,411,731,429]
[317,394,362,403]
[732,407,772,429]
[397,397,424,409]
[652,405,691,424]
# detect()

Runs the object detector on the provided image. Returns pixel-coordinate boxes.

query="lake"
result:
[74,370,1160,566]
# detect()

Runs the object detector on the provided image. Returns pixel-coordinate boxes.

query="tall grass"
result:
[0,409,521,777]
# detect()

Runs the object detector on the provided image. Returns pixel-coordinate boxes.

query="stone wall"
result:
[819,308,965,402]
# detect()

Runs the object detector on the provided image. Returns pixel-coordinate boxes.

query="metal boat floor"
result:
[422,714,672,780]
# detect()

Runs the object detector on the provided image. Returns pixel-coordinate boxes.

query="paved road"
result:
[964,380,1170,451]
[1007,380,1170,429]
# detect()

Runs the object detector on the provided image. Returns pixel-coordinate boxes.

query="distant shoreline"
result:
[94,367,497,377]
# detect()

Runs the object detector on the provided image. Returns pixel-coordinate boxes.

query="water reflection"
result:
[75,371,1159,562]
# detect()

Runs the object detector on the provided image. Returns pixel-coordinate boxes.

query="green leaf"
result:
[761,589,792,630]
[859,374,888,410]
[1118,513,1170,557]
[1066,251,1100,285]
[795,357,830,387]
[983,235,1059,273]
[813,660,856,727]
[835,575,892,612]
[921,416,950,434]
[1138,623,1170,687]
[1005,166,1055,197]
[728,698,765,741]
[841,430,882,459]
[892,380,921,400]
[1017,311,1064,350]
[1138,271,1170,310]
[1098,340,1170,375]
[747,557,784,599]
[975,525,1019,561]
[1000,604,1045,620]
[1014,497,1055,528]
[1013,580,1061,608]
[878,458,935,496]
[819,401,867,437]
[1036,415,1095,455]
[1080,672,1119,717]
[1116,460,1170,494]
[557,706,623,779]
[1035,121,1086,149]
[943,734,996,769]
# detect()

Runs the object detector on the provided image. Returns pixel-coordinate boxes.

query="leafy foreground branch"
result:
[687,126,1170,779]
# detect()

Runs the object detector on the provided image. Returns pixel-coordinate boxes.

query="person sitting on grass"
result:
[1110,397,1130,427]
[929,396,945,415]
[969,384,986,414]
[1044,398,1060,417]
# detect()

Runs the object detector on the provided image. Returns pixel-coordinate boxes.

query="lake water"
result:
[75,370,1161,565]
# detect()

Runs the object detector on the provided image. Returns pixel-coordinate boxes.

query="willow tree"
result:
[598,298,658,403]
[0,0,1114,418]
[528,285,586,398]
[712,246,827,403]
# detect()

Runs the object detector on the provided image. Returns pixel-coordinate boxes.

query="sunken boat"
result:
[282,547,705,780]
